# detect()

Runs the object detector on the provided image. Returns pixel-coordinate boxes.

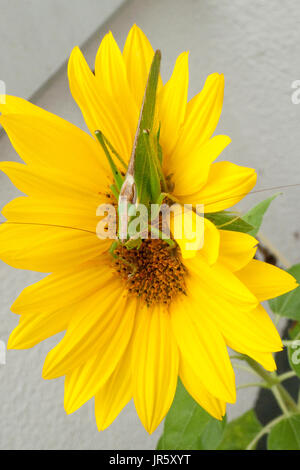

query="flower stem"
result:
[231,361,263,378]
[237,382,268,390]
[271,385,289,415]
[244,357,299,414]
[277,370,297,382]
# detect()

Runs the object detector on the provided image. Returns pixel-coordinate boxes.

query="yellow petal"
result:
[201,217,220,265]
[218,230,258,271]
[0,94,40,115]
[11,263,111,316]
[8,304,73,350]
[171,294,236,403]
[226,337,277,372]
[2,196,103,234]
[123,24,162,110]
[236,259,298,301]
[95,340,133,431]
[0,161,106,202]
[187,272,282,352]
[172,73,224,160]
[132,304,179,434]
[43,282,130,379]
[0,107,110,182]
[169,135,231,197]
[158,52,189,157]
[8,263,113,349]
[64,297,136,414]
[245,350,277,372]
[185,254,258,308]
[187,161,257,212]
[170,204,201,259]
[179,357,226,420]
[170,205,220,262]
[0,221,108,272]
[95,31,138,138]
[68,46,133,160]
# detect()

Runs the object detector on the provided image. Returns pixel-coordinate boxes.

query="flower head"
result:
[0,25,297,433]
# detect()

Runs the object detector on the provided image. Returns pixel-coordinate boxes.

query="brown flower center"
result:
[113,239,187,306]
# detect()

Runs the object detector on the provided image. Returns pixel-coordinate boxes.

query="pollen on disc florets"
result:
[113,239,187,306]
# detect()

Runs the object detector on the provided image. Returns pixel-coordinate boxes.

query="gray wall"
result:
[0,0,300,449]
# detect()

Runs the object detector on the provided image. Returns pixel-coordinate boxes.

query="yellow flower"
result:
[0,25,297,433]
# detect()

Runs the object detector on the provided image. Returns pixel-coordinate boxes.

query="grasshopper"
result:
[96,49,175,262]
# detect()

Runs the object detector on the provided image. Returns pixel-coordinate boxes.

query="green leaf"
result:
[268,415,300,450]
[289,321,300,340]
[242,193,279,236]
[288,342,300,377]
[157,380,226,450]
[269,264,300,321]
[205,211,254,233]
[199,415,227,450]
[156,435,164,451]
[207,194,279,236]
[217,410,262,450]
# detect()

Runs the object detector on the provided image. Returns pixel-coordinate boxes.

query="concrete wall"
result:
[0,0,300,449]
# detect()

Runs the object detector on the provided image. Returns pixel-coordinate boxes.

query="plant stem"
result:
[275,383,299,414]
[231,362,262,378]
[278,370,297,382]
[237,382,268,390]
[271,386,289,415]
[244,357,299,414]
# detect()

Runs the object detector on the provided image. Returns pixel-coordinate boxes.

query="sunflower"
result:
[0,25,297,434]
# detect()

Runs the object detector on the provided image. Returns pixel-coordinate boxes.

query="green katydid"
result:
[96,49,175,256]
